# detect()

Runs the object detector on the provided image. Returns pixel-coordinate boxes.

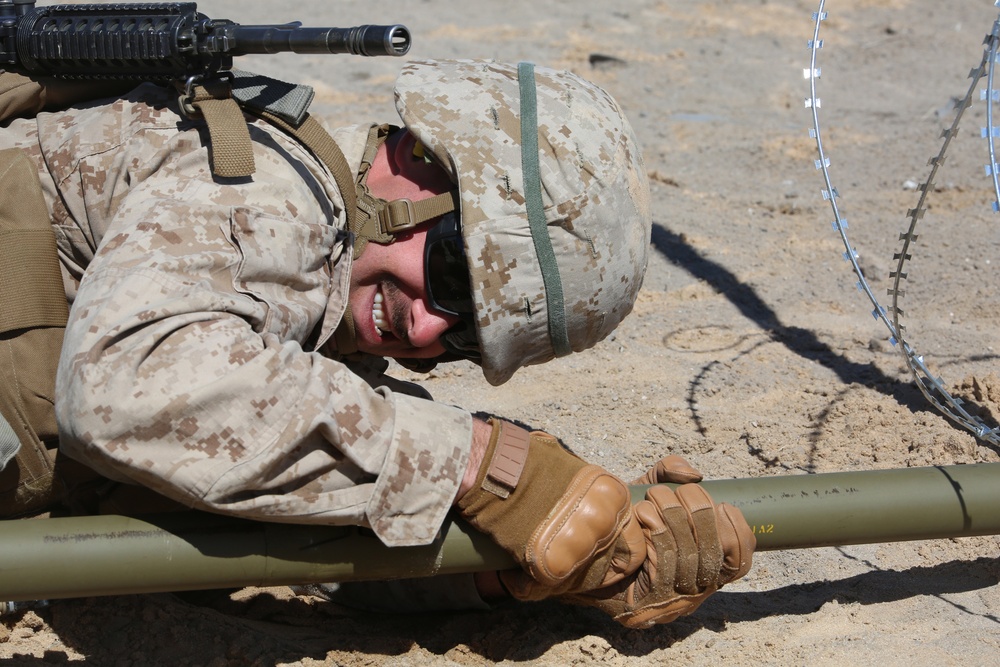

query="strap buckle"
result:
[377,198,418,235]
[178,71,235,117]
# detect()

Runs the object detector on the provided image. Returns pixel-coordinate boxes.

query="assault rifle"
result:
[0,0,411,80]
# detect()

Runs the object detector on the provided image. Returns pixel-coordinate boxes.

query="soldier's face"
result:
[348,130,460,358]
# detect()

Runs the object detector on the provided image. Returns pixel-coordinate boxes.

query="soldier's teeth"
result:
[372,290,388,335]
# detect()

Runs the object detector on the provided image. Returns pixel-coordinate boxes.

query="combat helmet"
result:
[346,59,651,385]
[384,59,651,385]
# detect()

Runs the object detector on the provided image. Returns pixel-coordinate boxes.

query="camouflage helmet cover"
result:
[394,59,651,385]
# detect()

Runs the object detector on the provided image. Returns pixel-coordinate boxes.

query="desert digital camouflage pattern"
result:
[395,59,652,386]
[0,83,472,547]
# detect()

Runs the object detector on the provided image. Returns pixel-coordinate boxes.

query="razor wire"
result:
[805,0,1000,447]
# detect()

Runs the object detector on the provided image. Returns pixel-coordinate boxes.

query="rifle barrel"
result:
[224,24,411,57]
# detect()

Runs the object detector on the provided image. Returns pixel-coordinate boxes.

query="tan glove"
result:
[457,419,645,600]
[631,454,704,486]
[564,483,755,629]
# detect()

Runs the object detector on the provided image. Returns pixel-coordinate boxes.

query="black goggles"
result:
[423,212,481,360]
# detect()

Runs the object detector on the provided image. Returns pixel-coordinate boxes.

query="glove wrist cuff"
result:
[478,418,530,499]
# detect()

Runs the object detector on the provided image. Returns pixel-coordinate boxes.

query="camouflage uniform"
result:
[0,82,473,548]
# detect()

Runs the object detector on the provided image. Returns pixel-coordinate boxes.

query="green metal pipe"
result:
[0,463,997,602]
[633,462,1000,549]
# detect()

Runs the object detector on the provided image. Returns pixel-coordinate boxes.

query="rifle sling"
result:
[255,110,359,234]
[187,74,358,233]
[188,80,256,179]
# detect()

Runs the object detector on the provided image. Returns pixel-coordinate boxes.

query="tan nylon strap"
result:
[380,191,458,233]
[190,83,256,179]
[358,123,388,173]
[257,111,359,234]
[414,191,460,221]
[482,419,531,499]
[0,149,69,333]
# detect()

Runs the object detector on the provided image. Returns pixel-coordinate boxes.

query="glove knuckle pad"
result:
[528,466,631,586]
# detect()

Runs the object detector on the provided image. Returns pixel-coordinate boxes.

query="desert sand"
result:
[2,0,999,664]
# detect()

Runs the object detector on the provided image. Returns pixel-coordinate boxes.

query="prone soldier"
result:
[0,51,754,626]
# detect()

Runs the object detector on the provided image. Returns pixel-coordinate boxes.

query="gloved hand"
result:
[563,482,755,629]
[458,423,755,626]
[457,419,646,600]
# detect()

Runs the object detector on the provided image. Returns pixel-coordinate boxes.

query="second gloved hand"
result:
[563,482,755,628]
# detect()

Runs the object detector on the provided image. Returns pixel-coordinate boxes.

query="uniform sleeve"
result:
[53,114,472,547]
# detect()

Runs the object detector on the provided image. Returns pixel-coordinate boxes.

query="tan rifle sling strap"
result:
[202,71,366,356]
[182,70,360,220]
[183,76,257,179]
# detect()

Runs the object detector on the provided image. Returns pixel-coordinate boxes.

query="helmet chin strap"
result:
[349,124,458,260]
[333,124,459,357]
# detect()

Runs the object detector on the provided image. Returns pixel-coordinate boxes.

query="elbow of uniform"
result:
[55,356,150,454]
[55,360,109,454]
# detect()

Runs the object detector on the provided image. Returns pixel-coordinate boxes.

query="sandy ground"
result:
[3,0,1000,664]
